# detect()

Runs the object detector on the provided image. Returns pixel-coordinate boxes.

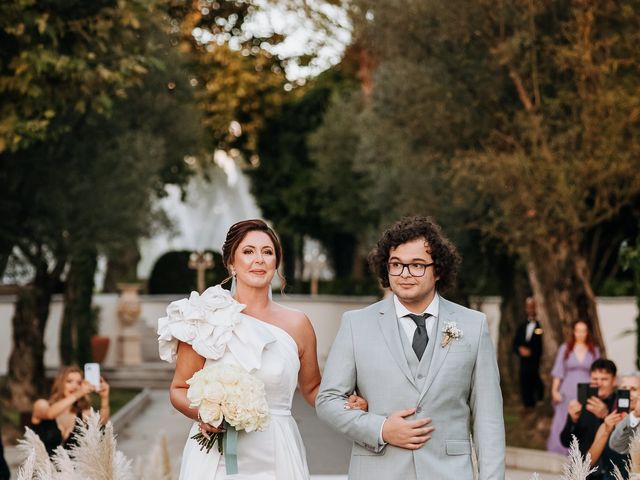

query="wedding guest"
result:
[31,365,110,456]
[560,359,617,459]
[588,373,638,479]
[0,438,9,480]
[547,320,600,454]
[610,372,640,455]
[512,296,543,413]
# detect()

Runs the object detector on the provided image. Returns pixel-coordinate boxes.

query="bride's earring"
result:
[230,269,237,294]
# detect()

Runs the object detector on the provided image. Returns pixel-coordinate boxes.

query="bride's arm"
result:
[294,314,368,410]
[294,315,322,407]
[169,341,207,421]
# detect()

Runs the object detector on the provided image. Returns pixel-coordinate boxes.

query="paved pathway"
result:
[7,389,563,479]
[116,390,561,479]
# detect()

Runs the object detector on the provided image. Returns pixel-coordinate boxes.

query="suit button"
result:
[416,407,422,413]
[417,374,424,379]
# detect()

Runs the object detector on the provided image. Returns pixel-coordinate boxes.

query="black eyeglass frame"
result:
[387,261,435,277]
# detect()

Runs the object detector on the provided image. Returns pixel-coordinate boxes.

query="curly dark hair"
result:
[368,216,461,292]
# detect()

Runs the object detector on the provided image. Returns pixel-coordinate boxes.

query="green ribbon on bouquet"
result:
[223,421,238,475]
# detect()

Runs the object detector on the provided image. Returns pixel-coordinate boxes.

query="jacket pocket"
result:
[445,439,471,455]
[449,343,471,353]
[352,443,384,456]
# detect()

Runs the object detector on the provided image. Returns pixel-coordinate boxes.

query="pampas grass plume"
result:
[562,436,596,480]
[132,431,173,480]
[17,427,55,480]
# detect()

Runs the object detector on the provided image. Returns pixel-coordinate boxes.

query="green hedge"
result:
[148,250,228,294]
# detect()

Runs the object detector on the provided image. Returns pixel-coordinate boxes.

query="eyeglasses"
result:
[387,262,435,277]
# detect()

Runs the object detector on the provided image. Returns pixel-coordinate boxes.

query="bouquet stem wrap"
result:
[223,421,238,475]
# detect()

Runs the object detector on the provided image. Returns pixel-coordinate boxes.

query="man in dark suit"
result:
[512,296,543,412]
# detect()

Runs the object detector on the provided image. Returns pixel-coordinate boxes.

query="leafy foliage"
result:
[0,0,164,152]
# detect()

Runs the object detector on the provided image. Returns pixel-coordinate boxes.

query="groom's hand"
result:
[382,408,434,450]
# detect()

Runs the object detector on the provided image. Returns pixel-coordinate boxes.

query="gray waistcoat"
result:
[397,314,441,390]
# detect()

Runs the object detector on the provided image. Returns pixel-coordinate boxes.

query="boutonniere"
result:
[441,321,463,348]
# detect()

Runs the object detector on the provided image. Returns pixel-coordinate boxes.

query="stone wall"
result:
[0,294,637,375]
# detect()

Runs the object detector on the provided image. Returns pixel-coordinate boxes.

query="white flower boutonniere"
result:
[441,321,463,348]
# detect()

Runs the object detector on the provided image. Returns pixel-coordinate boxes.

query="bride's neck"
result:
[234,283,270,312]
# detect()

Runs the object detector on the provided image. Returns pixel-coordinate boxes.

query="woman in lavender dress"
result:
[547,320,600,454]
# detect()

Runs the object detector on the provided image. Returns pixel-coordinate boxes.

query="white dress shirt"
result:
[525,319,536,342]
[393,293,439,342]
[630,411,640,428]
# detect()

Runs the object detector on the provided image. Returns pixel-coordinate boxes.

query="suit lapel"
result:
[418,298,455,403]
[377,297,417,388]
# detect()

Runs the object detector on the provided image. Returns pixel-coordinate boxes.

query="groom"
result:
[316,216,505,479]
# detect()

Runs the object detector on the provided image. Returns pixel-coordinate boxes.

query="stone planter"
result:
[116,283,143,365]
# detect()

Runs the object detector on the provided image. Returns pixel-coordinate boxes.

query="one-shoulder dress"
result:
[158,285,310,479]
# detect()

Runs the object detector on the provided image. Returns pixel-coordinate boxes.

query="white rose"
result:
[186,381,205,407]
[199,399,224,427]
[202,381,225,404]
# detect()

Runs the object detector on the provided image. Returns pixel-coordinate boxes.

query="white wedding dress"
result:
[158,286,310,479]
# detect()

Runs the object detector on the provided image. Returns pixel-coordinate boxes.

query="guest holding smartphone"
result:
[560,359,617,460]
[610,372,640,455]
[587,373,638,479]
[31,365,110,456]
[547,320,600,454]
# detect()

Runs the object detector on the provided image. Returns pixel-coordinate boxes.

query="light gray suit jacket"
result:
[609,414,637,454]
[316,296,505,480]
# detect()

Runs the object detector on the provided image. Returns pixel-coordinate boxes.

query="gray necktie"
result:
[407,313,431,360]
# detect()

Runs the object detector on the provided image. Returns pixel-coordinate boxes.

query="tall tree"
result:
[343,0,640,367]
[0,0,199,411]
[0,0,161,153]
[58,41,203,365]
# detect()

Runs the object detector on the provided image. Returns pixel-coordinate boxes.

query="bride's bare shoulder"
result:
[271,302,307,321]
[270,303,314,336]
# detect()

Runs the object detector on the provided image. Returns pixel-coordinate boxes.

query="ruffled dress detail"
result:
[158,285,310,480]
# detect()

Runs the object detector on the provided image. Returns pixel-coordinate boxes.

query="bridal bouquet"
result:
[187,363,270,473]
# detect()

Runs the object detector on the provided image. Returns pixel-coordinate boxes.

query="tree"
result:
[1,0,314,409]
[0,0,202,410]
[0,0,162,153]
[57,40,203,365]
[247,62,378,285]
[166,0,288,156]
[343,0,640,367]
[620,231,640,370]
[447,0,640,357]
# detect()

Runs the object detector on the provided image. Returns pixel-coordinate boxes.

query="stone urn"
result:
[117,282,142,327]
[116,282,143,365]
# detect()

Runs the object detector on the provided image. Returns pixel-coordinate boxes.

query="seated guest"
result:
[560,359,617,458]
[588,373,639,479]
[610,371,640,455]
[0,438,9,480]
[31,365,110,456]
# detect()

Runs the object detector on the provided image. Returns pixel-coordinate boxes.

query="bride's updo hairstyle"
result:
[221,219,285,289]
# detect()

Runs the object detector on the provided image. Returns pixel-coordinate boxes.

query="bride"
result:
[158,219,365,479]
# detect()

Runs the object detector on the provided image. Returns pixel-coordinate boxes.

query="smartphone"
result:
[84,363,101,391]
[577,383,598,404]
[617,389,631,414]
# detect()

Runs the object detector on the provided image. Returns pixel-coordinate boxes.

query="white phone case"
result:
[84,363,101,390]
